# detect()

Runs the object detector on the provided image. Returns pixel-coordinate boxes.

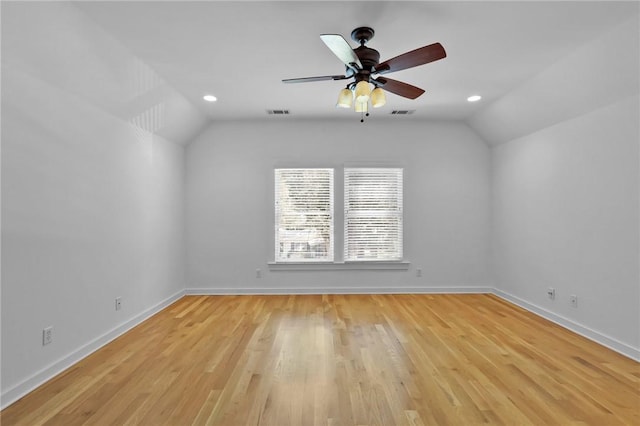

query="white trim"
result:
[0,289,185,410]
[493,289,640,362]
[267,261,411,271]
[185,286,493,295]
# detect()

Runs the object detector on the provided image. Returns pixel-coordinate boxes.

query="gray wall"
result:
[186,120,492,292]
[1,2,190,405]
[482,17,640,356]
[492,95,639,352]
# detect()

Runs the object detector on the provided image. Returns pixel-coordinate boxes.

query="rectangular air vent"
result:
[266,109,290,115]
[390,110,415,115]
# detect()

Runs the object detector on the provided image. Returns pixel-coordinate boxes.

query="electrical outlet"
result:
[115,297,122,311]
[416,268,422,277]
[570,295,578,308]
[256,269,261,278]
[547,287,556,300]
[43,326,53,346]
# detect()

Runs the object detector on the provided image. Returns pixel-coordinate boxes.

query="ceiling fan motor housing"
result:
[354,45,380,71]
[351,27,380,83]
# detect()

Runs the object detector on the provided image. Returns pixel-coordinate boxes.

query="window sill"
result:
[268,261,411,271]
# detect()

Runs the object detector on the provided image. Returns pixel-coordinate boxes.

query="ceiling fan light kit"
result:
[283,26,446,122]
[354,100,368,113]
[370,87,386,108]
[354,80,371,103]
[337,88,353,108]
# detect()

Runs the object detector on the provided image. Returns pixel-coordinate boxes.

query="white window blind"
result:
[275,168,334,262]
[344,168,403,261]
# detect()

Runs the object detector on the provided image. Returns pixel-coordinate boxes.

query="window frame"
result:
[344,167,404,262]
[270,165,408,270]
[274,168,334,263]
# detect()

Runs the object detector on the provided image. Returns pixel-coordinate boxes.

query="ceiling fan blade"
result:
[283,75,349,83]
[374,77,425,99]
[320,34,362,70]
[376,42,446,75]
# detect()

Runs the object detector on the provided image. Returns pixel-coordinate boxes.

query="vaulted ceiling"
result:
[3,1,638,145]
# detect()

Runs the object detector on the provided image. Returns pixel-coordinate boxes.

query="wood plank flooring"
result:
[2,294,639,425]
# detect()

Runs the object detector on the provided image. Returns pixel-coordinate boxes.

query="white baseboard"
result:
[185,285,494,295]
[493,289,640,362]
[0,289,185,410]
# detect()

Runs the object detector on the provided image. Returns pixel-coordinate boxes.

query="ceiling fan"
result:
[283,27,446,119]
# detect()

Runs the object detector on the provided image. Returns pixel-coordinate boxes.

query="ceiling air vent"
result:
[266,109,290,115]
[390,110,415,115]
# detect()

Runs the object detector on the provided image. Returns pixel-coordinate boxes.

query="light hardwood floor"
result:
[2,294,639,425]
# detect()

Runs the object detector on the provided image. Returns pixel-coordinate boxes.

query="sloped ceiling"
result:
[468,15,640,145]
[3,1,638,145]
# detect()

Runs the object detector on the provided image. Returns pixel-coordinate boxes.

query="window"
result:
[275,169,334,262]
[344,168,403,261]
[274,167,403,264]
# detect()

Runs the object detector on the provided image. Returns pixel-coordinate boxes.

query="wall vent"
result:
[390,110,415,115]
[266,109,290,115]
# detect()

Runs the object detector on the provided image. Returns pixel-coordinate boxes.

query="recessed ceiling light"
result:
[203,95,217,102]
[467,95,482,102]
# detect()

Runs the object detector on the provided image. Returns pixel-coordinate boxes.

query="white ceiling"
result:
[71,1,636,125]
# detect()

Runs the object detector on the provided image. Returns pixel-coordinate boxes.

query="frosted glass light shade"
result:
[371,87,386,108]
[336,88,353,108]
[354,100,368,113]
[354,80,371,103]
